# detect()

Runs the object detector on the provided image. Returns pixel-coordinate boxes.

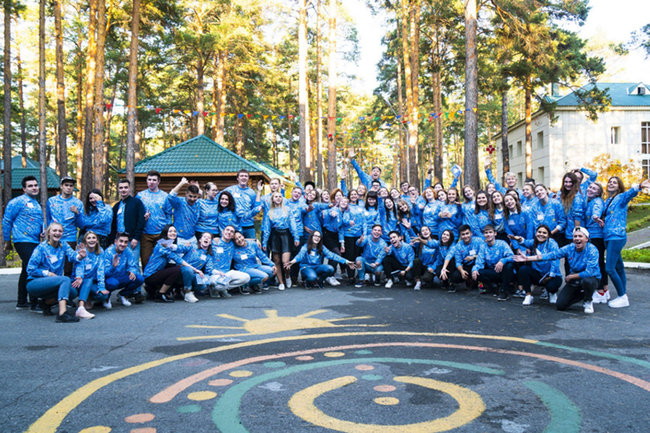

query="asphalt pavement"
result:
[1,271,649,433]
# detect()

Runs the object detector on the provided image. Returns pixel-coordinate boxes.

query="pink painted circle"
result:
[124,413,155,424]
[355,364,375,371]
[373,385,397,392]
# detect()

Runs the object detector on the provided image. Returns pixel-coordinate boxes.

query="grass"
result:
[627,204,650,232]
[621,248,650,263]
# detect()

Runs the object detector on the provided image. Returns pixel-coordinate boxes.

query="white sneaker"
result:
[103,299,112,310]
[583,301,594,314]
[278,283,286,291]
[608,294,629,308]
[75,306,95,320]
[286,278,293,289]
[522,294,534,306]
[592,290,607,304]
[385,279,394,289]
[327,277,340,286]
[549,293,557,304]
[414,281,421,291]
[119,296,132,307]
[364,274,370,282]
[184,292,199,303]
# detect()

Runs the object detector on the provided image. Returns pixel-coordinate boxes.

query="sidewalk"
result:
[626,226,650,249]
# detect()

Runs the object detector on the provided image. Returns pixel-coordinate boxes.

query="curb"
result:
[624,262,650,270]
[0,268,21,275]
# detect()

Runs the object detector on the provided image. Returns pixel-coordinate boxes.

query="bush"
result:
[627,205,650,232]
[621,248,650,263]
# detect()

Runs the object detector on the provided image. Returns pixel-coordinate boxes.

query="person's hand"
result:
[340,245,346,254]
[262,245,267,252]
[294,240,300,247]
[464,255,474,262]
[348,148,356,159]
[358,234,365,243]
[440,267,448,280]
[593,216,604,228]
[271,265,277,274]
[565,273,579,282]
[427,168,433,176]
[257,180,264,191]
[640,179,650,190]
[99,289,109,296]
[494,261,504,273]
[346,261,356,269]
[284,261,294,270]
[112,254,120,267]
[399,270,406,276]
[128,272,136,281]
[144,211,151,221]
[349,220,355,226]
[342,166,349,177]
[71,277,83,289]
[77,243,87,259]
[384,246,391,253]
[180,177,189,186]
[513,254,527,263]
[402,219,411,229]
[459,269,469,280]
[484,156,492,170]
[47,271,57,277]
[195,268,204,279]
[472,270,479,281]
[70,205,79,214]
[370,262,377,268]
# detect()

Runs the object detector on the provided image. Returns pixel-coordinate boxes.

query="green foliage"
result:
[621,248,650,263]
[584,153,648,203]
[627,205,650,232]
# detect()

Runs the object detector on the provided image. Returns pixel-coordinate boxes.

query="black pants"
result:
[590,237,608,289]
[323,228,342,273]
[343,236,361,279]
[556,277,599,311]
[477,262,516,296]
[64,241,77,276]
[382,255,415,282]
[289,235,303,282]
[517,265,562,294]
[14,242,38,305]
[450,262,474,286]
[144,265,183,293]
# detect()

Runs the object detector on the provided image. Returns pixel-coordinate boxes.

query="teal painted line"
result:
[535,341,650,370]
[177,404,201,414]
[524,380,581,433]
[212,357,504,433]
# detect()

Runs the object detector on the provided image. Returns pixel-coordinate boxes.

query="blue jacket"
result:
[196,198,220,234]
[559,192,585,239]
[46,195,84,242]
[362,207,380,235]
[261,207,300,248]
[216,209,242,234]
[473,240,513,273]
[181,245,216,274]
[293,244,347,268]
[3,194,44,243]
[491,208,505,234]
[421,201,442,234]
[74,249,106,292]
[522,238,561,276]
[602,186,639,241]
[387,242,415,268]
[520,196,538,213]
[350,158,385,189]
[143,241,185,278]
[210,238,235,273]
[377,205,398,240]
[286,199,308,238]
[27,241,79,279]
[436,203,462,237]
[233,242,274,270]
[78,201,113,237]
[461,201,475,226]
[541,243,601,279]
[530,198,566,234]
[223,185,260,227]
[166,193,200,240]
[505,210,534,252]
[464,209,491,239]
[136,189,171,235]
[340,205,366,240]
[434,242,453,269]
[583,197,604,239]
[579,168,598,194]
[417,239,439,268]
[103,245,141,277]
[322,206,341,233]
[450,237,485,266]
[304,202,329,234]
[356,236,388,265]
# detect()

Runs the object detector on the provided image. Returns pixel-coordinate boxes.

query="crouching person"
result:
[471,225,516,300]
[103,232,145,307]
[207,225,251,296]
[382,230,416,288]
[439,225,484,290]
[515,227,600,314]
[232,231,276,293]
[73,231,108,319]
[355,225,388,287]
[286,231,354,288]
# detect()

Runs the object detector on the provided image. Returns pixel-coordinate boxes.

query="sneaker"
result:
[405,280,412,287]
[592,290,610,304]
[414,281,422,291]
[278,283,285,291]
[119,295,132,307]
[385,279,394,289]
[286,278,293,289]
[75,306,95,319]
[220,289,232,298]
[155,292,175,303]
[522,294,534,306]
[329,277,341,286]
[184,292,199,303]
[103,299,113,309]
[513,289,526,298]
[540,289,549,300]
[30,303,43,314]
[239,287,251,295]
[16,302,30,310]
[497,293,509,301]
[364,274,370,282]
[132,292,145,304]
[608,294,629,308]
[354,281,363,288]
[549,293,558,304]
[262,284,270,291]
[56,312,80,323]
[583,301,594,314]
[447,285,457,293]
[250,285,262,294]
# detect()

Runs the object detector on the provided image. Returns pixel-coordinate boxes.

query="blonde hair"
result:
[45,222,64,245]
[81,230,103,254]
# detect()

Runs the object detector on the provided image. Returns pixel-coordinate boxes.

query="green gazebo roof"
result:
[0,156,60,189]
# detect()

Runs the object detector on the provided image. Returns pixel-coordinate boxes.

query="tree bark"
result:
[92,0,107,190]
[463,0,479,189]
[326,0,337,190]
[315,0,323,187]
[213,50,226,144]
[126,0,141,186]
[81,0,97,199]
[396,25,406,184]
[75,19,84,186]
[501,90,510,173]
[16,45,26,167]
[38,0,48,212]
[287,108,293,172]
[196,54,205,135]
[53,0,68,177]
[432,30,443,183]
[3,0,12,208]
[298,0,311,182]
[409,1,420,188]
[524,76,532,179]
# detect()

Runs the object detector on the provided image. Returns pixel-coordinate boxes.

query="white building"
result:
[493,82,650,190]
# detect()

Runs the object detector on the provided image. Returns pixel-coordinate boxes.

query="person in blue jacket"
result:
[377,197,398,242]
[340,196,366,283]
[574,167,598,194]
[72,231,107,319]
[303,189,330,242]
[485,156,522,197]
[286,231,354,288]
[223,169,262,239]
[516,226,601,314]
[355,224,388,287]
[530,184,566,236]
[431,229,455,291]
[177,232,217,302]
[558,172,585,246]
[207,225,251,295]
[465,190,491,239]
[436,188,463,238]
[471,225,515,300]
[347,149,386,188]
[196,182,220,237]
[261,192,300,291]
[362,192,380,236]
[47,176,84,275]
[503,192,533,254]
[595,176,650,308]
[74,189,113,248]
[26,222,86,322]
[583,182,608,303]
[3,175,44,310]
[382,230,416,288]
[439,224,485,290]
[166,178,201,247]
[103,232,145,307]
[136,170,171,269]
[215,191,242,236]
[233,231,276,293]
[520,183,537,213]
[510,224,562,306]
[410,225,439,291]
[396,199,416,243]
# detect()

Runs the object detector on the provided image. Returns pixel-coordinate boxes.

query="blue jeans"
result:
[240,265,274,286]
[78,279,108,302]
[355,257,383,280]
[605,238,627,295]
[105,271,144,296]
[300,264,334,283]
[241,226,256,239]
[26,276,77,302]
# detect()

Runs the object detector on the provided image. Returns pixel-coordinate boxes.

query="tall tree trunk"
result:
[287,109,293,172]
[126,0,141,186]
[326,0,337,190]
[396,26,406,184]
[501,89,510,173]
[196,54,205,136]
[3,0,12,208]
[81,0,97,199]
[463,0,479,189]
[400,0,414,187]
[298,0,311,182]
[16,45,26,167]
[524,76,532,179]
[315,0,323,187]
[53,0,68,177]
[92,0,107,190]
[38,0,48,212]
[103,82,117,197]
[408,1,420,188]
[432,31,443,183]
[213,51,226,144]
[75,22,84,186]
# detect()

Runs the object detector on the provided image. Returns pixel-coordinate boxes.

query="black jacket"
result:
[109,195,146,243]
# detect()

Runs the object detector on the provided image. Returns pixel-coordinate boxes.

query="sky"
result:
[344,0,650,96]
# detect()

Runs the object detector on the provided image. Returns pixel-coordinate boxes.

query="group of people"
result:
[3,150,648,322]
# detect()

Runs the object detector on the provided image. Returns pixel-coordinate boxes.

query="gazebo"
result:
[0,156,61,198]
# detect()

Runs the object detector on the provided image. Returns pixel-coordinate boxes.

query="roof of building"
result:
[0,156,61,189]
[125,135,269,177]
[550,82,650,107]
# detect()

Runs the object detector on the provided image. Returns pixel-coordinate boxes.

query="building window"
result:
[537,167,545,184]
[611,127,620,145]
[508,144,513,159]
[518,172,523,186]
[516,141,522,157]
[537,131,544,149]
[642,122,650,154]
[643,159,650,178]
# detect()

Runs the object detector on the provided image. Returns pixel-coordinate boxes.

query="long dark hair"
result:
[560,172,580,213]
[383,197,397,219]
[160,224,178,245]
[85,189,103,215]
[365,191,378,210]
[218,191,236,212]
[474,190,490,214]
[440,229,455,247]
[532,224,552,252]
[307,230,324,255]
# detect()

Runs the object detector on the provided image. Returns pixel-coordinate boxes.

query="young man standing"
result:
[46,176,84,274]
[110,179,145,255]
[224,169,262,239]
[103,232,145,307]
[3,176,44,309]
[136,170,170,268]
[381,230,415,288]
[166,177,201,247]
